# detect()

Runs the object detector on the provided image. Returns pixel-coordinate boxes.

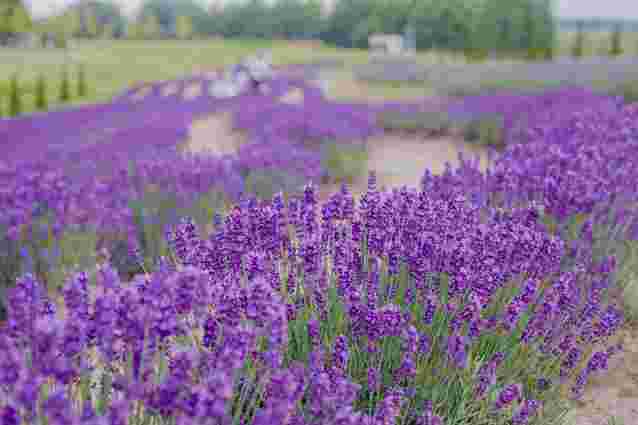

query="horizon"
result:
[24,0,638,21]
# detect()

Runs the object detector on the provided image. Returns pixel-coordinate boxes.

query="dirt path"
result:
[182,111,245,156]
[566,325,638,425]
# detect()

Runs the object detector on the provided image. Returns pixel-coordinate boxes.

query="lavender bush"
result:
[0,180,626,425]
[0,68,637,424]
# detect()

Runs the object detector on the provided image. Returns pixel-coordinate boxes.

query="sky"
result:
[25,0,638,21]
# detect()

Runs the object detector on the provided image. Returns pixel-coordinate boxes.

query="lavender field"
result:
[0,53,637,425]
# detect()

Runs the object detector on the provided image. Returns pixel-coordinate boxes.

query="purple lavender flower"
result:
[0,405,19,425]
[494,383,522,410]
[446,333,469,369]
[332,335,349,373]
[512,399,541,424]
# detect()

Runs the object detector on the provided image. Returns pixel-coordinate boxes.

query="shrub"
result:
[571,21,585,59]
[8,73,22,117]
[543,45,554,61]
[35,73,48,111]
[609,23,624,57]
[244,168,307,200]
[54,32,67,48]
[77,63,87,97]
[606,80,638,104]
[462,116,505,148]
[59,66,71,103]
[377,110,452,136]
[464,48,489,63]
[320,140,368,184]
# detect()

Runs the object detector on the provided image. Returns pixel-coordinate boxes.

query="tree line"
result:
[0,64,87,117]
[3,0,636,58]
[2,0,557,52]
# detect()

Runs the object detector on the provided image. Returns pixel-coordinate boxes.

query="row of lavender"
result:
[0,69,447,285]
[0,178,630,424]
[1,72,637,424]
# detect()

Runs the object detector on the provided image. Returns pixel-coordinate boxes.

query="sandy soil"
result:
[278,87,305,104]
[566,325,638,425]
[182,111,245,156]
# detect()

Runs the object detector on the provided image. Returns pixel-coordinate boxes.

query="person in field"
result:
[230,50,273,93]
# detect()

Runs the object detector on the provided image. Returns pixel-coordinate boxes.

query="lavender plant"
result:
[0,69,636,425]
[0,179,627,425]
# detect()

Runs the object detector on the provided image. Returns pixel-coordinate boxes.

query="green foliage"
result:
[175,15,193,40]
[59,67,71,103]
[619,82,638,104]
[65,9,81,37]
[77,64,87,97]
[0,2,32,46]
[320,140,368,185]
[141,13,161,39]
[139,0,210,37]
[8,73,21,117]
[53,31,67,48]
[244,168,307,200]
[377,110,452,135]
[543,44,554,61]
[609,23,624,57]
[462,116,505,148]
[86,11,98,38]
[34,73,48,111]
[464,48,489,63]
[126,22,142,39]
[571,20,585,58]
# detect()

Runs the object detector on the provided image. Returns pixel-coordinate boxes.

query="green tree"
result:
[142,13,161,38]
[101,22,114,38]
[609,22,623,57]
[59,67,71,103]
[35,73,48,111]
[65,9,82,37]
[139,0,208,37]
[77,64,87,97]
[0,0,32,46]
[175,15,192,39]
[126,22,142,39]
[572,20,585,59]
[8,73,21,117]
[85,11,98,37]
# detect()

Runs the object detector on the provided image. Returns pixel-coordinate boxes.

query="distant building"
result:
[368,33,406,56]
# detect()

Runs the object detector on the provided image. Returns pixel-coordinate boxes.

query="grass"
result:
[557,30,638,58]
[2,36,637,116]
[0,39,370,114]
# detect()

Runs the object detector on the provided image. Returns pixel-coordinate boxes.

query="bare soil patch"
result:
[568,325,638,425]
[182,111,246,156]
[279,87,305,104]
[365,133,489,189]
[316,132,489,204]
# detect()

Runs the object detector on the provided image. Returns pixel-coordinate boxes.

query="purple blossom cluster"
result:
[0,178,626,424]
[1,67,637,425]
[446,87,638,227]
